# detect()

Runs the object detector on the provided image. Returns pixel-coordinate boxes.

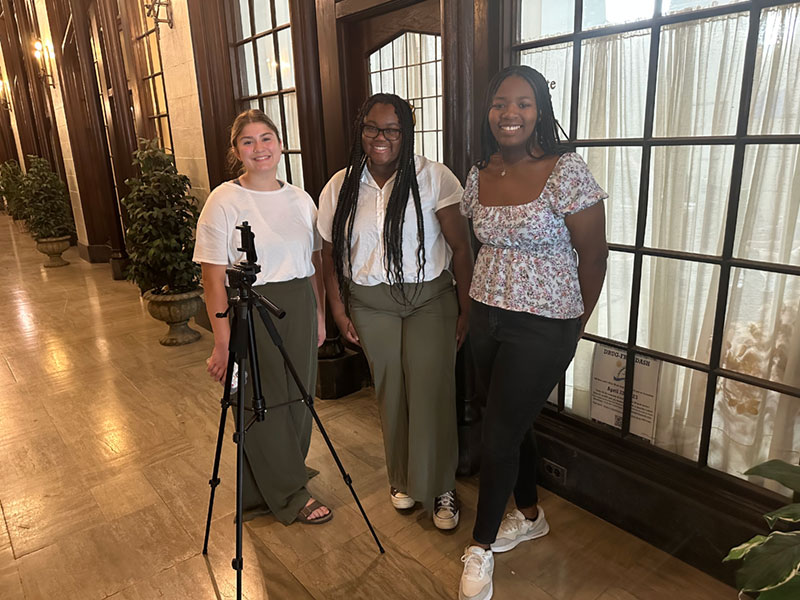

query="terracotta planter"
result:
[143,287,204,346]
[35,235,71,267]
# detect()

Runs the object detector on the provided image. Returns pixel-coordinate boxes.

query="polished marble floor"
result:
[0,214,736,599]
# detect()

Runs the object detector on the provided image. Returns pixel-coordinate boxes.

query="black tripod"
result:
[201,223,384,599]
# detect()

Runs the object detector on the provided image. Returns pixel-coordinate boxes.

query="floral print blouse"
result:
[461,152,607,319]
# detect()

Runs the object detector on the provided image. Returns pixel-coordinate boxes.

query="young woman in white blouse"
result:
[318,94,473,530]
[458,66,608,600]
[193,109,332,526]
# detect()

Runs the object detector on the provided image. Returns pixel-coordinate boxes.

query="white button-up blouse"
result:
[317,155,463,286]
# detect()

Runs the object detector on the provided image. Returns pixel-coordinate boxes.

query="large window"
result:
[229,0,302,188]
[368,32,444,162]
[128,1,173,151]
[517,0,800,496]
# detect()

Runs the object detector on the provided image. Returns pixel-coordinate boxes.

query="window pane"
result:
[407,33,421,64]
[380,43,393,70]
[381,70,393,94]
[233,0,251,41]
[253,0,273,34]
[369,49,380,72]
[256,35,277,93]
[407,65,421,99]
[422,97,436,130]
[519,42,572,134]
[274,0,290,26]
[278,28,295,88]
[662,0,745,15]
[710,379,799,498]
[654,13,748,137]
[277,153,287,182]
[289,153,304,189]
[734,145,800,267]
[584,250,633,342]
[519,0,574,43]
[722,269,800,388]
[638,257,719,362]
[370,72,381,94]
[578,30,650,139]
[421,33,437,63]
[283,92,300,150]
[238,42,257,97]
[263,94,281,130]
[154,74,166,115]
[578,146,641,246]
[424,132,438,162]
[583,0,655,30]
[393,69,407,99]
[749,4,800,135]
[652,361,707,461]
[422,62,437,98]
[646,145,733,255]
[564,339,599,419]
[393,35,406,67]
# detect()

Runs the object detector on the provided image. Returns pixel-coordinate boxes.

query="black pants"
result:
[470,300,581,545]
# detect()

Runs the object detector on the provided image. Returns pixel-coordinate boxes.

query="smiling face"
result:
[361,102,402,172]
[488,75,539,151]
[233,121,283,175]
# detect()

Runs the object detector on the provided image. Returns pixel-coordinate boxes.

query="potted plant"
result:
[724,459,800,599]
[24,156,75,267]
[122,138,203,346]
[0,159,28,224]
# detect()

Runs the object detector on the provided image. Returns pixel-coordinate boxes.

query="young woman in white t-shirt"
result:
[318,94,473,530]
[193,109,331,526]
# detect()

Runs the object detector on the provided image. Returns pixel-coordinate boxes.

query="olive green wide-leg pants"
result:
[233,277,317,525]
[348,272,459,509]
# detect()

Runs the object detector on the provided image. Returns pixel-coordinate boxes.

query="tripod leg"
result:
[202,397,230,554]
[253,301,385,554]
[203,351,238,555]
[233,355,247,599]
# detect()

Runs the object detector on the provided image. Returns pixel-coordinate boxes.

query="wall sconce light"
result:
[33,39,56,88]
[145,1,174,29]
[0,80,11,111]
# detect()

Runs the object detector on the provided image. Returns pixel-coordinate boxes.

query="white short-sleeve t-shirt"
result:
[317,154,463,286]
[193,181,321,286]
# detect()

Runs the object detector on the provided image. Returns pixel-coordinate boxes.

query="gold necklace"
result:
[498,152,546,177]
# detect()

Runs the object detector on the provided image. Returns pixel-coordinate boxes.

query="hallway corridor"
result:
[0,214,736,599]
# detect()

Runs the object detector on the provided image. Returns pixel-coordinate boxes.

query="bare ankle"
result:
[519,505,539,520]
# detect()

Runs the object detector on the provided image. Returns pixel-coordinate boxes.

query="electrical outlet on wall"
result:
[542,458,567,485]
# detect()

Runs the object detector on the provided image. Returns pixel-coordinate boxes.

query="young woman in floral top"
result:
[458,65,608,600]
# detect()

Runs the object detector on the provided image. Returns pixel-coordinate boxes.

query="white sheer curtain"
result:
[564,7,799,492]
[709,4,800,494]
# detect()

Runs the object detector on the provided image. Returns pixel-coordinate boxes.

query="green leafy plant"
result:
[0,159,28,221]
[724,460,800,599]
[122,139,200,294]
[24,156,75,240]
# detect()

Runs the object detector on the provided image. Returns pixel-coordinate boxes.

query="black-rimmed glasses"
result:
[361,124,402,141]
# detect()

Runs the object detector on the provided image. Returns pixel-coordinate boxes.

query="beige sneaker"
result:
[490,507,549,553]
[390,487,415,510]
[459,545,494,600]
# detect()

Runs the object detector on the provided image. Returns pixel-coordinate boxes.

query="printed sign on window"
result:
[590,344,661,442]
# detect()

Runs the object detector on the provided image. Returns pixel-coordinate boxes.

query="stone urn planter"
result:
[143,287,204,346]
[35,235,71,268]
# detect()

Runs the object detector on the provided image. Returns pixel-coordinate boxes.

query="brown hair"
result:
[226,109,282,176]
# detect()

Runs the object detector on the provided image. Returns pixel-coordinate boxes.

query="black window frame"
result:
[505,0,800,485]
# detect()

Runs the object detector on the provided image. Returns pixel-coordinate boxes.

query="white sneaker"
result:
[459,546,494,600]
[433,490,460,530]
[490,507,550,553]
[390,487,415,510]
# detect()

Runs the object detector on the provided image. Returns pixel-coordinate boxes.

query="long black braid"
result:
[477,65,573,169]
[331,93,425,307]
